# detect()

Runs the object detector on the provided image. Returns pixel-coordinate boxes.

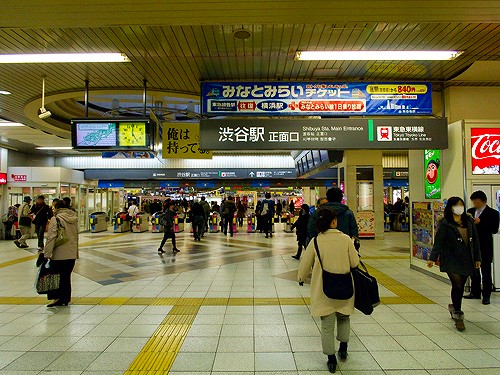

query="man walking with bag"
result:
[14,196,32,249]
[31,195,53,251]
[158,202,180,254]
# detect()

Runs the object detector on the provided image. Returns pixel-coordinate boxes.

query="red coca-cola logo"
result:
[471,128,500,171]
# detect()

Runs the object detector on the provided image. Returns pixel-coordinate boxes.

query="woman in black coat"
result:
[428,197,481,331]
[291,204,310,260]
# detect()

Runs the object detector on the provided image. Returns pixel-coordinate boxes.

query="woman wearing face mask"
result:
[427,197,481,331]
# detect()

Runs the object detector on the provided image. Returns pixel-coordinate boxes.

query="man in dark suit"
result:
[465,190,500,305]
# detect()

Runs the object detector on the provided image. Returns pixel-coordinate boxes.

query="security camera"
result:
[39,107,52,119]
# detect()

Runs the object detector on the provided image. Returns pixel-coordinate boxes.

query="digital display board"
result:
[71,118,153,151]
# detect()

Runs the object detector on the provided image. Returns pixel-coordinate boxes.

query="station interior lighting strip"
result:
[295,50,462,61]
[0,53,130,63]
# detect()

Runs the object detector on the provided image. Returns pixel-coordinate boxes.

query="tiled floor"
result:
[0,228,499,374]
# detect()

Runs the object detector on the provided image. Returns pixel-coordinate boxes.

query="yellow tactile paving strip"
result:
[124,305,200,375]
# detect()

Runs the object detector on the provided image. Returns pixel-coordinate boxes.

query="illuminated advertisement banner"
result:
[471,128,500,175]
[201,82,432,116]
[424,150,442,199]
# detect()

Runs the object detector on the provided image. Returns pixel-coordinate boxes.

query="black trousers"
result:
[160,232,177,250]
[4,221,14,239]
[192,216,204,239]
[471,262,493,300]
[35,225,46,248]
[223,215,233,235]
[48,259,76,303]
[263,215,273,236]
[447,273,468,312]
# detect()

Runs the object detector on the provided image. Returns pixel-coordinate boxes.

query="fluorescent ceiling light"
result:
[0,122,24,127]
[295,50,462,61]
[0,53,130,64]
[0,90,11,95]
[36,146,73,150]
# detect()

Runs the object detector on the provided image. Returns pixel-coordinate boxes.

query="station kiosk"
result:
[132,212,150,233]
[89,212,109,233]
[113,212,130,233]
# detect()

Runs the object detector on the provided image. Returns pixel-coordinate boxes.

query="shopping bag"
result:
[352,261,380,315]
[35,260,61,295]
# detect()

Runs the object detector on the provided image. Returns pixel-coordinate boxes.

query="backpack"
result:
[261,202,269,216]
[160,212,173,229]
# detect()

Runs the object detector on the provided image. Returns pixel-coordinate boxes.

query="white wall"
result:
[7,150,55,167]
[445,86,500,123]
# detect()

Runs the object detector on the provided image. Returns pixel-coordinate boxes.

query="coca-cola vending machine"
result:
[470,127,500,291]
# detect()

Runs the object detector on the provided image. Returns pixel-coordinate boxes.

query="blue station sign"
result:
[201,82,432,116]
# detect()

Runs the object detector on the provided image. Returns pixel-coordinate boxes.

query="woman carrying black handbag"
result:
[298,209,359,373]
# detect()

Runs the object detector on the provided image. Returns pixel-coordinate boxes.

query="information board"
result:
[201,82,433,116]
[200,118,448,150]
[71,118,153,151]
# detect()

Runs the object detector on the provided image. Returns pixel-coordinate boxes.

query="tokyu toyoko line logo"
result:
[471,128,500,174]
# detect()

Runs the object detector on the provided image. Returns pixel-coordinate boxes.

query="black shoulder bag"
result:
[313,237,354,300]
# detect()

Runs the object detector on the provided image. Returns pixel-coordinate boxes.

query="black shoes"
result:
[173,248,180,253]
[327,355,337,373]
[47,300,68,307]
[482,298,490,305]
[14,240,21,248]
[158,249,165,254]
[291,255,300,260]
[464,294,481,299]
[338,342,348,361]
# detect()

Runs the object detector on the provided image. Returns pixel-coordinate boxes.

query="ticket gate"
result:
[232,213,238,234]
[113,212,130,233]
[89,212,109,233]
[384,213,391,232]
[151,212,163,233]
[247,213,256,233]
[209,212,220,233]
[132,212,150,233]
[174,214,184,233]
[284,213,295,233]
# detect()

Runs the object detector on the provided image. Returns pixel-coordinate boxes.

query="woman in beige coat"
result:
[43,200,79,307]
[298,209,359,373]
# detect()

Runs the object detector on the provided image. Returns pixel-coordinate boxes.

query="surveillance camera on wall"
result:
[39,107,52,119]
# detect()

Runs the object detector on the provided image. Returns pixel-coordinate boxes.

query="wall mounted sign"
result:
[71,118,154,151]
[11,174,27,182]
[0,172,7,184]
[162,123,212,159]
[471,128,500,175]
[424,149,442,199]
[200,118,448,150]
[201,82,432,116]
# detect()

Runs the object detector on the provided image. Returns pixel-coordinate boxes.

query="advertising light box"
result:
[471,128,500,175]
[424,150,442,199]
[71,118,154,151]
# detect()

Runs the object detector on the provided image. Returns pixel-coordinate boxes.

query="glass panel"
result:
[33,187,57,204]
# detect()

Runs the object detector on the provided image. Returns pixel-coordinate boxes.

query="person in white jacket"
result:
[298,208,359,374]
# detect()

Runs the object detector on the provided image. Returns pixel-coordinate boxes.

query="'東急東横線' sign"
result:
[199,118,448,151]
[201,82,432,116]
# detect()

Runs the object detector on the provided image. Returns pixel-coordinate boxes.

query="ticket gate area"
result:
[132,212,150,233]
[284,213,295,233]
[113,212,130,233]
[174,214,184,233]
[209,212,220,233]
[151,212,163,233]
[89,212,109,233]
[247,213,256,233]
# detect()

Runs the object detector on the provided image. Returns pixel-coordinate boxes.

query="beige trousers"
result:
[321,312,351,355]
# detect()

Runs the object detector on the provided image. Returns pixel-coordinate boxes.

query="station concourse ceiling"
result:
[0,1,498,153]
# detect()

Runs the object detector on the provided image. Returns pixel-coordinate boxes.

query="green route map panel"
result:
[76,123,117,147]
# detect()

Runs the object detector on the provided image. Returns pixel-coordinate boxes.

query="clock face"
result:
[118,123,147,147]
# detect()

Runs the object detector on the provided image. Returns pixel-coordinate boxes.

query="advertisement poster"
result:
[202,82,432,116]
[356,211,375,238]
[424,150,441,199]
[471,128,500,175]
[162,123,212,159]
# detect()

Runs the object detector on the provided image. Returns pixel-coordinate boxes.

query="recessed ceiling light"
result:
[295,50,462,61]
[0,90,11,95]
[0,53,130,64]
[0,122,24,127]
[35,146,73,150]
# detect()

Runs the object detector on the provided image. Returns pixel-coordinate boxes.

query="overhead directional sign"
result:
[200,118,448,150]
[201,82,433,116]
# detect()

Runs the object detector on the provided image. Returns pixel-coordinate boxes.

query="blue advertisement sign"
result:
[201,82,432,116]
